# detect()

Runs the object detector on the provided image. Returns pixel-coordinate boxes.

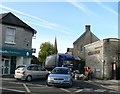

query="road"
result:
[1,78,119,94]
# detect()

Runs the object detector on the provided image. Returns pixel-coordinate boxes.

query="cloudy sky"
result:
[0,0,119,57]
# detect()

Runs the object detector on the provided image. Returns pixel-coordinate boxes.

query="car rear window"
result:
[16,66,25,70]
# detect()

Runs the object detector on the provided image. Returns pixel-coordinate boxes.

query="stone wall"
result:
[85,40,104,79]
[2,24,33,50]
[85,38,119,79]
[103,39,119,79]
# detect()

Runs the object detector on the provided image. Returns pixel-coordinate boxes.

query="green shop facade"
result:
[1,47,32,74]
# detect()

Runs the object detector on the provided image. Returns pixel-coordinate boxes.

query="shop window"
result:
[5,27,16,44]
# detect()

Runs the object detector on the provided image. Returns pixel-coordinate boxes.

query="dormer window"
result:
[5,27,16,44]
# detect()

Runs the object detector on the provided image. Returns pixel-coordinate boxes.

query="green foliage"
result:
[38,42,55,65]
[31,55,40,65]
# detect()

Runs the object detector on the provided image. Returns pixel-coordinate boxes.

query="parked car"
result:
[14,64,49,81]
[47,67,73,87]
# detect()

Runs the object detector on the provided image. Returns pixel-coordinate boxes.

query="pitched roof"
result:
[0,12,37,34]
[73,31,99,44]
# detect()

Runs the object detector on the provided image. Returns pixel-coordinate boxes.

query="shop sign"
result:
[88,50,100,55]
[0,47,32,57]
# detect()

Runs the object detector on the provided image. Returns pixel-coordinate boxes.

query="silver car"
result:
[47,67,73,87]
[14,64,49,81]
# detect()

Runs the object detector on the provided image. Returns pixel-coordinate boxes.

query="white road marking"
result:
[23,83,31,93]
[60,88,71,92]
[1,87,25,92]
[84,88,92,91]
[75,89,83,92]
[94,89,106,92]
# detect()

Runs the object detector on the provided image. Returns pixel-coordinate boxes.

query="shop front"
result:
[1,46,32,75]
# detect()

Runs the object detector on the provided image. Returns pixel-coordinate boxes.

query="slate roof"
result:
[0,12,37,34]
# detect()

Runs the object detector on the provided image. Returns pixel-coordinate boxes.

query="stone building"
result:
[73,25,99,60]
[66,48,73,55]
[0,12,36,75]
[84,38,120,79]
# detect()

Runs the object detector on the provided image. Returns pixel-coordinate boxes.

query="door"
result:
[2,58,10,75]
[30,66,39,79]
[38,67,48,78]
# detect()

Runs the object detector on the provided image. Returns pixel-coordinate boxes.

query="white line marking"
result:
[1,87,25,92]
[94,89,106,92]
[75,89,83,92]
[23,83,31,93]
[60,88,71,92]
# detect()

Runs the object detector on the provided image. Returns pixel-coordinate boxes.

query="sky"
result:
[0,0,119,57]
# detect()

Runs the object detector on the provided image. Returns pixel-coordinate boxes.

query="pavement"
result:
[87,79,120,92]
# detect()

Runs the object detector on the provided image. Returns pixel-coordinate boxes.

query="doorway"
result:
[2,58,10,75]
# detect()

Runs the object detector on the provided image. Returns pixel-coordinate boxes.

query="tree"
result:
[31,55,40,65]
[38,42,55,65]
[53,37,58,54]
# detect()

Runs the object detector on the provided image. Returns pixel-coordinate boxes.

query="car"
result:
[47,67,73,87]
[14,64,49,81]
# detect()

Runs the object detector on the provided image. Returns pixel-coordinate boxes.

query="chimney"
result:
[85,25,90,31]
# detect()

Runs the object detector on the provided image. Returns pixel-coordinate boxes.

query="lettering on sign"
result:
[88,50,100,55]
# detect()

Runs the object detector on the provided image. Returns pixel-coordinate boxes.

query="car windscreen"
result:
[16,66,25,70]
[52,68,69,74]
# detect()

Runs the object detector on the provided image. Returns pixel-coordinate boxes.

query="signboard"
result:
[0,47,32,57]
[96,68,101,72]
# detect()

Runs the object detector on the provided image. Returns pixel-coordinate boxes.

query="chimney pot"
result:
[85,25,90,31]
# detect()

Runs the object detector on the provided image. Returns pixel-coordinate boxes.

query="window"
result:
[80,45,83,51]
[31,66,38,71]
[5,27,16,44]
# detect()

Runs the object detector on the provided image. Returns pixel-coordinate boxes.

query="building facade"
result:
[84,38,120,79]
[0,12,36,75]
[73,25,99,60]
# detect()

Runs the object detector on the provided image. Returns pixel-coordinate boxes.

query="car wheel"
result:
[26,75,32,82]
[46,80,51,86]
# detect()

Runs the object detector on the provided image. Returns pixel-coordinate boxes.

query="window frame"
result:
[5,27,16,44]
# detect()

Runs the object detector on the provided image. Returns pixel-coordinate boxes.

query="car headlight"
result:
[47,77,53,81]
